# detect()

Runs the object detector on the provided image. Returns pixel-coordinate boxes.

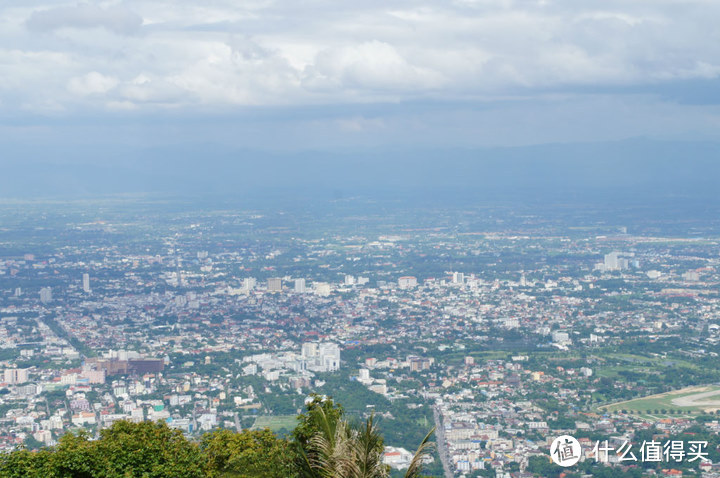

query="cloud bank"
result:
[1,0,718,113]
[1,0,719,150]
[26,4,143,35]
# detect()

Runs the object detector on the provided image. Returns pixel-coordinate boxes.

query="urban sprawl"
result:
[2,204,720,477]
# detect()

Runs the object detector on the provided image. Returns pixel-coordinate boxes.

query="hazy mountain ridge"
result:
[2,139,718,205]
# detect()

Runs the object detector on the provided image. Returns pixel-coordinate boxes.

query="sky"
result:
[2,0,720,157]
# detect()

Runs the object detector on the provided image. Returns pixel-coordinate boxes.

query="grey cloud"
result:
[228,36,272,61]
[3,0,720,116]
[26,4,143,35]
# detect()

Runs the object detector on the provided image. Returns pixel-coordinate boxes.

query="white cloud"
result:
[0,0,718,113]
[304,41,445,92]
[68,72,119,96]
[26,4,143,35]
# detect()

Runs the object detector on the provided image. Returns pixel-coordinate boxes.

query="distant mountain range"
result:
[2,138,718,208]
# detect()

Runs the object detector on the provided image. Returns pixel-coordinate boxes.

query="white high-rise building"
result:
[267,277,282,292]
[314,282,331,297]
[452,272,465,284]
[301,342,318,359]
[602,251,629,271]
[302,342,341,372]
[552,331,571,345]
[604,252,619,270]
[82,273,91,293]
[398,276,417,289]
[294,278,306,293]
[4,368,29,384]
[242,278,256,291]
[39,287,52,304]
[683,271,700,281]
[319,343,341,372]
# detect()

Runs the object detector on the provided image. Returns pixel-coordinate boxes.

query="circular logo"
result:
[550,435,581,467]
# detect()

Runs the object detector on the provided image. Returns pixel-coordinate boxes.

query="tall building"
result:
[452,272,465,284]
[39,287,52,304]
[267,277,282,292]
[318,343,341,372]
[398,276,417,289]
[604,252,619,270]
[683,271,700,281]
[314,282,331,297]
[294,278,306,293]
[301,342,318,358]
[602,251,629,271]
[242,278,256,292]
[82,273,91,293]
[4,368,29,384]
[301,342,341,372]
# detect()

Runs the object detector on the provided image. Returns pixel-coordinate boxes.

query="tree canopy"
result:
[0,396,434,478]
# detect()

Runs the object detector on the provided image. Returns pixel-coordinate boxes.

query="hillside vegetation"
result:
[0,396,434,478]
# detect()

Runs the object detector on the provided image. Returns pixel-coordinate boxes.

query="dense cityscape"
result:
[2,200,720,477]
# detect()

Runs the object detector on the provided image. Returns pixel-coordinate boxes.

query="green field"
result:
[251,415,298,432]
[592,353,700,380]
[600,385,720,420]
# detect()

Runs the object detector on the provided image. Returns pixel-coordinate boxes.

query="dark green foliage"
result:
[527,455,562,478]
[0,448,52,478]
[292,394,345,450]
[0,399,436,478]
[95,421,206,477]
[0,422,205,478]
[201,428,297,478]
[547,415,575,430]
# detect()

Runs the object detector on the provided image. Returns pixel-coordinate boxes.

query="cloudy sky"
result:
[2,0,720,154]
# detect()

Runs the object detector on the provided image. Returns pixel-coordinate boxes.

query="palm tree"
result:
[300,406,435,478]
[307,407,358,478]
[353,413,389,478]
[402,427,436,478]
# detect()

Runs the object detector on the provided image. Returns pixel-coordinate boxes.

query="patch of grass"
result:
[251,415,298,432]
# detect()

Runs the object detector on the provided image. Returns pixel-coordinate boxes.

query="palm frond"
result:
[403,427,435,478]
[352,413,388,478]
[295,439,320,478]
[309,416,358,478]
